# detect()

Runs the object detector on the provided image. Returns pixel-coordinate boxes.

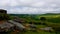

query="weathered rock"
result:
[8,20,26,31]
[0,21,14,32]
[40,27,54,32]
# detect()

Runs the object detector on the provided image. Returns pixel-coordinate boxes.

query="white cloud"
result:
[0,0,60,14]
[0,0,10,6]
[7,7,60,14]
[31,1,46,7]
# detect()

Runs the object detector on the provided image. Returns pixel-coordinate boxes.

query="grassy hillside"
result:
[8,14,60,34]
[9,14,60,23]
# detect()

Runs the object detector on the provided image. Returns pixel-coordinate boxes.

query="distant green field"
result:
[39,14,60,23]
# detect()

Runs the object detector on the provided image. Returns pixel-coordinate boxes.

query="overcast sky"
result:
[0,0,60,14]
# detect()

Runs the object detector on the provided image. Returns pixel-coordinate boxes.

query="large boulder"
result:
[0,9,7,14]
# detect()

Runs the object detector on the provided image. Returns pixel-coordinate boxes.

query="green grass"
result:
[17,24,56,34]
[18,31,56,34]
